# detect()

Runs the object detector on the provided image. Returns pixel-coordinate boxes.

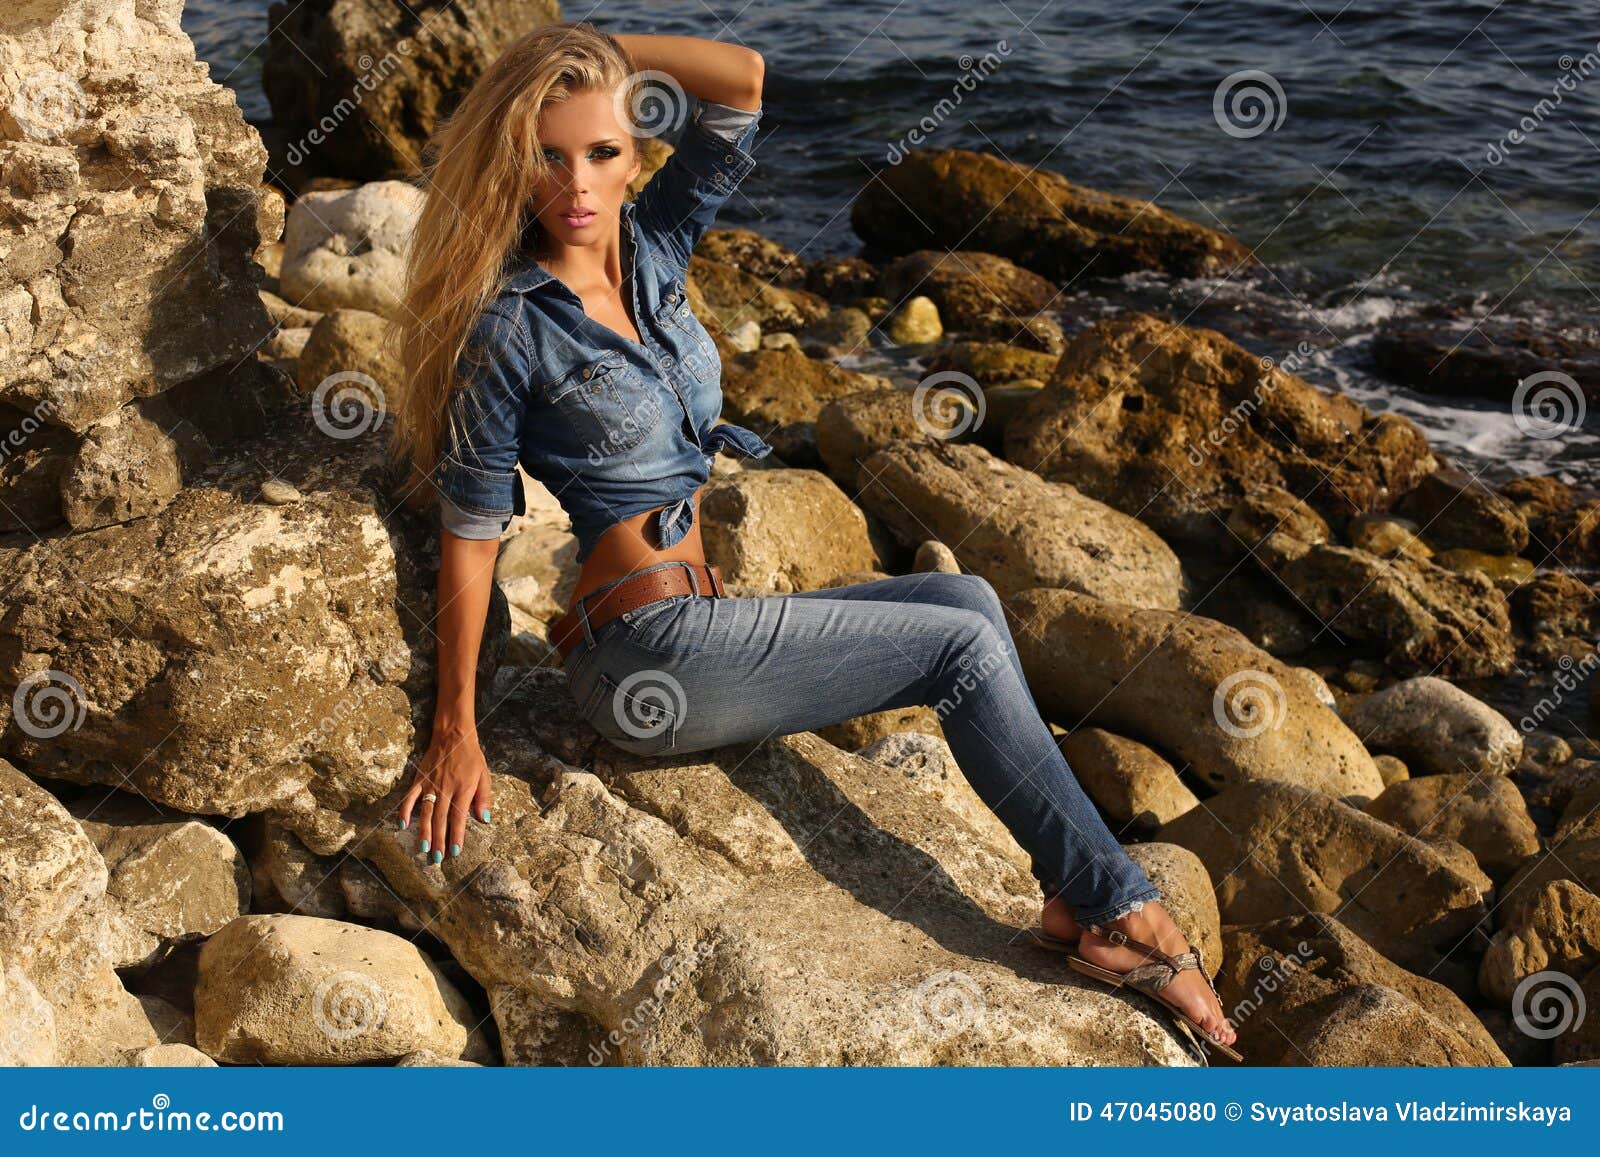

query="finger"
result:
[416,796,436,854]
[430,790,453,862]
[447,795,468,858]
[471,775,492,825]
[399,779,423,830]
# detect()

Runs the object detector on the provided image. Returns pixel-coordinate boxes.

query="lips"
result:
[560,208,596,226]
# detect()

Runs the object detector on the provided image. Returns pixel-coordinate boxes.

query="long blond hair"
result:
[388,21,638,503]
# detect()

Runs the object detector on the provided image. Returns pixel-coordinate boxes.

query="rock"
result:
[1396,465,1530,555]
[1348,514,1432,560]
[294,308,403,403]
[1276,546,1515,680]
[128,1043,216,1067]
[1344,676,1522,776]
[924,340,1059,388]
[875,250,1061,348]
[1374,754,1409,785]
[720,347,892,466]
[881,295,943,344]
[1226,483,1330,567]
[697,229,808,287]
[851,148,1251,279]
[857,441,1185,608]
[1496,838,1600,930]
[818,707,945,752]
[1122,843,1221,968]
[855,732,1028,868]
[1004,314,1436,544]
[1551,964,1600,1063]
[1511,572,1596,637]
[1363,773,1540,882]
[1060,729,1198,835]
[804,254,881,304]
[279,181,423,317]
[1370,315,1600,404]
[262,0,561,180]
[913,540,963,575]
[0,761,166,1064]
[194,914,483,1064]
[1157,780,1490,976]
[815,389,955,486]
[698,469,887,593]
[688,256,831,338]
[68,792,251,971]
[1217,914,1508,1066]
[797,308,873,359]
[1431,549,1534,591]
[0,0,274,433]
[58,402,205,529]
[340,700,1202,1065]
[395,1048,482,1067]
[1007,588,1384,801]
[1478,881,1600,1007]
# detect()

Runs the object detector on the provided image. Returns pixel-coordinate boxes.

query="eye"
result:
[541,146,624,164]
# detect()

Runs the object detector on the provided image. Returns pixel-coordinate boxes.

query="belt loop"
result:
[577,589,597,648]
[677,560,701,597]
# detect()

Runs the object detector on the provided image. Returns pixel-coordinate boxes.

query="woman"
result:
[389,21,1238,1060]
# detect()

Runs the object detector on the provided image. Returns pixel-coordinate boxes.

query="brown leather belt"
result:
[549,561,725,661]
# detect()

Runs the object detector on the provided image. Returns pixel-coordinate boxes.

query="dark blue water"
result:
[187,0,1600,484]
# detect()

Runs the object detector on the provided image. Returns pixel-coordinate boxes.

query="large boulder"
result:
[851,148,1251,279]
[1158,781,1490,979]
[1344,676,1523,776]
[278,181,424,318]
[1004,313,1437,544]
[1006,588,1385,801]
[857,441,1185,608]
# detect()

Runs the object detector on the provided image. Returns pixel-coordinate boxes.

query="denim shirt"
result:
[430,97,775,560]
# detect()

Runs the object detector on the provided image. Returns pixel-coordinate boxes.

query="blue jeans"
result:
[560,561,1162,926]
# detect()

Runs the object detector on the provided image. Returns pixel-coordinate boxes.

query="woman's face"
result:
[530,87,643,254]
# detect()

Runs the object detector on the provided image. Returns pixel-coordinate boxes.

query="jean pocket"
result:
[585,668,684,755]
[547,351,663,461]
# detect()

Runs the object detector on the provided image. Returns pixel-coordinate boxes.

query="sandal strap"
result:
[1091,924,1199,975]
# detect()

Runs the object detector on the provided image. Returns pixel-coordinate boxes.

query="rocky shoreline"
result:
[1,0,1597,1067]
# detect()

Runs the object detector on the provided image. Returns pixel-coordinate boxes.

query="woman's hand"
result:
[400,723,493,862]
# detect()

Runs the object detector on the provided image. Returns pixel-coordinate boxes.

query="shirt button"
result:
[582,368,593,379]
[667,293,678,302]
[663,355,675,366]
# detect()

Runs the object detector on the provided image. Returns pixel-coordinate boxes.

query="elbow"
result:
[735,48,765,109]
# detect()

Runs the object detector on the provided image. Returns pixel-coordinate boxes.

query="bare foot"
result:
[1076,901,1238,1051]
[1039,894,1081,942]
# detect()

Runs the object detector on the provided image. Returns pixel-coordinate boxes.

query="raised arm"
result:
[609,34,764,113]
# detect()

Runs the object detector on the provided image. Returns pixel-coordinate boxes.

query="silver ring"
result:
[421,792,438,803]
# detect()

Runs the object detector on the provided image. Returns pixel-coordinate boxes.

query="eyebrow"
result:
[541,138,624,150]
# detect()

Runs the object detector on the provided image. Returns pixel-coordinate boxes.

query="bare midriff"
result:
[565,490,709,612]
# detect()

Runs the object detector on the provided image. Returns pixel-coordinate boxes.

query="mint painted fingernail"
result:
[450,843,461,857]
[421,839,430,854]
[480,808,491,823]
[401,818,408,830]
[431,849,443,865]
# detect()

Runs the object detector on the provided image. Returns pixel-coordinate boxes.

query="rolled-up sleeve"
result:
[430,305,530,538]
[633,96,761,271]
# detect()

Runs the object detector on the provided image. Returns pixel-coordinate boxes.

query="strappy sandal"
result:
[1030,923,1243,1063]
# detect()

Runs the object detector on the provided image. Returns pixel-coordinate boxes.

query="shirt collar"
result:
[500,198,638,295]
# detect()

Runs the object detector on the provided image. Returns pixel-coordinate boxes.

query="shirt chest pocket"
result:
[657,281,721,384]
[545,351,664,461]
